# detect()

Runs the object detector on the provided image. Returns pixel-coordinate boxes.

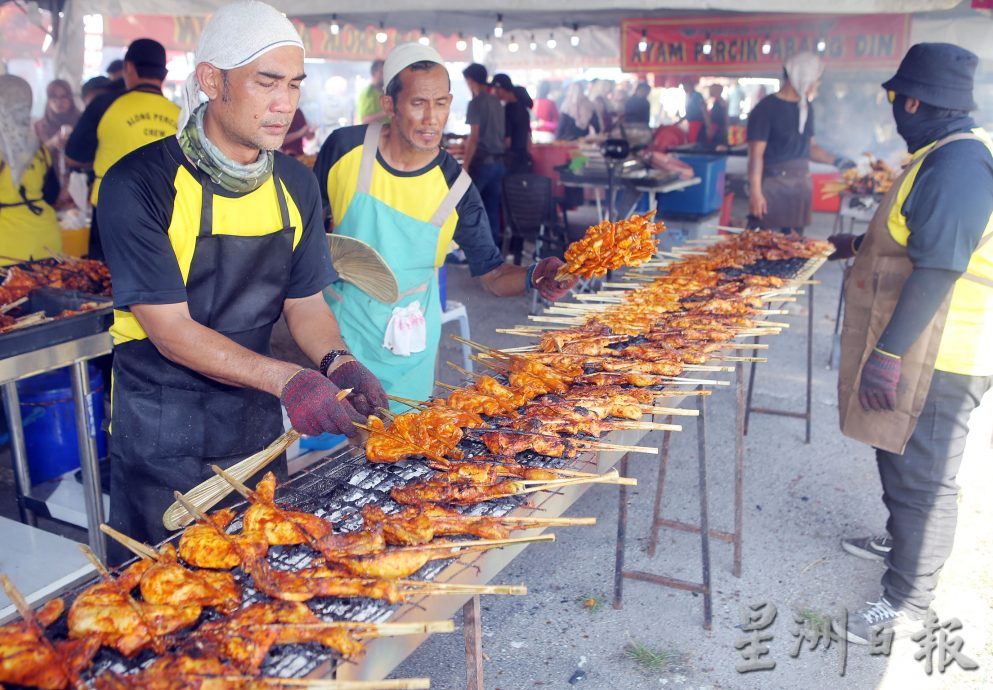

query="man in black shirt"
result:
[491,73,532,175]
[462,63,506,245]
[746,52,853,232]
[624,82,651,126]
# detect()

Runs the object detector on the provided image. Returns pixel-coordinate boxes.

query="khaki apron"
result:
[760,158,812,230]
[838,132,992,454]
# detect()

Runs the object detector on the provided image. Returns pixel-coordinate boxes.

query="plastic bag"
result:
[382,300,426,357]
[67,171,90,212]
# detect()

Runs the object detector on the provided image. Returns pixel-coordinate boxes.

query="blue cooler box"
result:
[657,154,727,216]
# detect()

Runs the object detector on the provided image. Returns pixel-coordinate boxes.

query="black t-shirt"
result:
[99,137,335,313]
[746,94,815,166]
[505,101,531,156]
[624,95,651,125]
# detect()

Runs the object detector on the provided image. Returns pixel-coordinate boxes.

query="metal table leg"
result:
[804,283,814,444]
[733,362,745,577]
[2,382,36,527]
[70,361,106,562]
[695,394,713,630]
[611,453,630,609]
[462,595,484,690]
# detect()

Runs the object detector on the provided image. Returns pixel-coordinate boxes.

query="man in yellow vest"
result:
[66,38,180,260]
[828,43,993,644]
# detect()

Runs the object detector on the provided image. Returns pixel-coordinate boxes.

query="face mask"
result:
[892,95,920,147]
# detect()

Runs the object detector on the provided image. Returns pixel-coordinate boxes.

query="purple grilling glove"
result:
[280,369,363,437]
[327,358,389,417]
[531,257,578,302]
[858,348,902,411]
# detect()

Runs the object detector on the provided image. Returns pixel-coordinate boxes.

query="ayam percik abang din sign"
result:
[621,14,910,74]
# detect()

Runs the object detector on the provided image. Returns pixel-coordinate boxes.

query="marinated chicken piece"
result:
[139,544,241,614]
[390,479,524,508]
[178,508,268,569]
[68,560,201,657]
[241,472,333,545]
[0,598,99,690]
[92,655,266,690]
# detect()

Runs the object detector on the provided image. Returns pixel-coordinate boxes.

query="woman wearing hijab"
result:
[34,79,80,207]
[556,82,600,141]
[746,52,854,233]
[0,75,62,264]
[34,79,80,157]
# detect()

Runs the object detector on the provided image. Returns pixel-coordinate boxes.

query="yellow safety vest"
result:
[92,88,179,205]
[886,127,993,376]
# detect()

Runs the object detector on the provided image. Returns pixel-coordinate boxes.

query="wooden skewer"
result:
[653,390,711,398]
[398,581,527,596]
[0,296,27,314]
[469,354,510,373]
[377,407,396,421]
[211,464,252,499]
[445,361,478,379]
[519,470,636,488]
[491,515,597,526]
[434,381,459,392]
[682,364,727,372]
[387,394,428,410]
[99,524,159,561]
[611,420,682,432]
[210,678,432,689]
[642,405,699,416]
[711,355,767,363]
[515,474,634,496]
[389,533,555,554]
[225,620,455,635]
[718,343,768,350]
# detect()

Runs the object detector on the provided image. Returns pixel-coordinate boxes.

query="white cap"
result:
[382,42,444,90]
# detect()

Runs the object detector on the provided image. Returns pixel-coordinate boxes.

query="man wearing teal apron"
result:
[315,44,577,407]
[98,1,387,556]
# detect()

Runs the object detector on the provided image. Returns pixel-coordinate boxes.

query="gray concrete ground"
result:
[1,205,989,689]
[395,207,993,689]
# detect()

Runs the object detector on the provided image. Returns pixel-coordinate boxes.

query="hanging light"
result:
[329,13,340,35]
[456,33,467,52]
[702,33,713,56]
[508,35,519,53]
[761,36,771,55]
[376,22,388,44]
[816,36,827,53]
[638,30,648,54]
[570,23,580,47]
[547,33,557,50]
[418,28,430,46]
[494,13,504,39]
[530,34,537,51]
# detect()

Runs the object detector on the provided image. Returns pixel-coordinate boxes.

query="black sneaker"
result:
[841,535,892,562]
[839,597,923,645]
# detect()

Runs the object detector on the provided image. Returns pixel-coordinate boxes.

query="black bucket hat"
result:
[882,42,977,111]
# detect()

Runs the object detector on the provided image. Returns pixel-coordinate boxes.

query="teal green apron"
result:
[328,123,471,409]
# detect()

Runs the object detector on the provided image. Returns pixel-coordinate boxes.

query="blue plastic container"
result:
[657,154,727,216]
[16,365,107,485]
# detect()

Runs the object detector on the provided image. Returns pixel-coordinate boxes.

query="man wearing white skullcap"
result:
[97,0,386,558]
[746,51,854,232]
[314,42,577,406]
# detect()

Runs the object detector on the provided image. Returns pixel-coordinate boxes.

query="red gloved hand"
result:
[827,233,860,261]
[280,369,364,437]
[858,348,902,411]
[326,358,389,417]
[531,257,578,302]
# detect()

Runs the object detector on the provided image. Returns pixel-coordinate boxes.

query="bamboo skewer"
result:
[387,394,428,410]
[99,524,159,561]
[389,533,555,554]
[0,296,27,314]
[396,581,527,596]
[207,678,432,689]
[718,343,768,350]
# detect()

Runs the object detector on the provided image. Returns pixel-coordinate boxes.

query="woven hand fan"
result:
[327,234,400,304]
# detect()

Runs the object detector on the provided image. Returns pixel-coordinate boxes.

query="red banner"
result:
[621,14,910,74]
[103,16,464,62]
[0,3,52,59]
[972,0,993,9]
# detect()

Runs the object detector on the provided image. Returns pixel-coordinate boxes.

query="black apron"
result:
[108,168,294,555]
[751,158,812,232]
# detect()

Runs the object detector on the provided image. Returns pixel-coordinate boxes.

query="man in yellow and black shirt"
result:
[314,43,577,405]
[98,1,386,554]
[66,38,180,260]
[828,43,993,644]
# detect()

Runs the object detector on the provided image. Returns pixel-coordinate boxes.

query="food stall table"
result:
[558,167,701,222]
[0,330,112,562]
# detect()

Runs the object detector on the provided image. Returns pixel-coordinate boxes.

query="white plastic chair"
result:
[440,300,472,373]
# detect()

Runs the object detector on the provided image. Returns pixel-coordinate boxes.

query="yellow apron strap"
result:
[428,169,472,228]
[356,123,384,195]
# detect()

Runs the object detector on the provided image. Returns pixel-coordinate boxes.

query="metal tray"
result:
[0,287,113,359]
